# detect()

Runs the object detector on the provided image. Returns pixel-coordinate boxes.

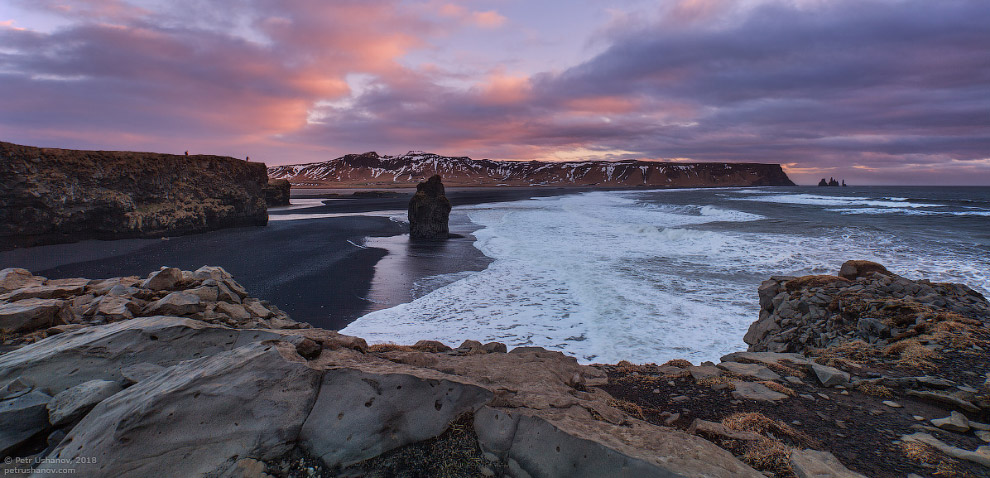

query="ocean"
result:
[341,186,990,365]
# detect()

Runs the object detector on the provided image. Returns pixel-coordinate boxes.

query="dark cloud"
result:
[1,0,988,184]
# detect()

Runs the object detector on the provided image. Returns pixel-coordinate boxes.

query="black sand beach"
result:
[0,187,581,330]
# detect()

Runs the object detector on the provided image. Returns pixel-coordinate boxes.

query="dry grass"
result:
[758,381,796,397]
[762,360,807,378]
[900,441,968,477]
[742,438,793,473]
[884,339,938,370]
[812,340,882,366]
[856,383,894,398]
[367,342,417,353]
[722,412,818,448]
[785,275,851,292]
[697,375,737,390]
[928,319,982,349]
[606,398,646,420]
[662,359,693,368]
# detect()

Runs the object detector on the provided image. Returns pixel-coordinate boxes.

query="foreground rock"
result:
[601,261,990,478]
[0,267,760,477]
[3,262,988,477]
[408,174,451,240]
[0,141,269,250]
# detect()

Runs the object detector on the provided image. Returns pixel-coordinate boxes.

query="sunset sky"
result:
[1,0,988,185]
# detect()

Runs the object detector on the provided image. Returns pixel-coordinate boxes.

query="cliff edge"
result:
[0,141,269,250]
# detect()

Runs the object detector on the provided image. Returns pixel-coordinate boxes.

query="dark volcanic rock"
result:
[0,141,269,250]
[263,179,291,207]
[408,175,451,241]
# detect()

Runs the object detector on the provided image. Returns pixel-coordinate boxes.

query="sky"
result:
[1,0,988,185]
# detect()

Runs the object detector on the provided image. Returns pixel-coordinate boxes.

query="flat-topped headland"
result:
[268,151,796,188]
[1,260,987,477]
[0,141,270,250]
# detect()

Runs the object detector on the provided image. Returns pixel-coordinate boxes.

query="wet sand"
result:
[0,187,584,330]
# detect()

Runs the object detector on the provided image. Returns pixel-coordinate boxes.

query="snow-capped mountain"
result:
[267,151,795,188]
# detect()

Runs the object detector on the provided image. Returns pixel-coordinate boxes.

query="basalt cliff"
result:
[268,151,796,188]
[0,141,269,250]
[1,262,988,477]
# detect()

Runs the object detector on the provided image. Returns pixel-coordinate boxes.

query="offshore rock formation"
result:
[408,175,451,241]
[269,151,796,188]
[0,267,759,478]
[0,141,269,250]
[263,179,291,207]
[818,177,844,187]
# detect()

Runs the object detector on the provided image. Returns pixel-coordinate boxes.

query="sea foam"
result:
[342,190,989,364]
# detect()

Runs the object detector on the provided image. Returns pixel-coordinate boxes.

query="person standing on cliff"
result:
[184,151,189,156]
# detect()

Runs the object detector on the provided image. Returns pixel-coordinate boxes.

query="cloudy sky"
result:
[1,0,988,184]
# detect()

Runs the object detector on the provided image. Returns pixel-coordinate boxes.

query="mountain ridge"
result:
[268,151,796,188]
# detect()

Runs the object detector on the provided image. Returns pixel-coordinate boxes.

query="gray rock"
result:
[789,449,867,478]
[37,342,322,477]
[0,389,52,456]
[0,377,34,401]
[720,351,810,367]
[0,268,46,294]
[856,317,889,340]
[473,407,763,478]
[0,298,65,333]
[300,368,492,467]
[141,267,182,291]
[144,292,204,316]
[731,382,789,402]
[0,316,287,396]
[931,411,970,433]
[47,379,123,426]
[121,363,167,385]
[688,365,723,381]
[717,362,781,381]
[811,363,850,387]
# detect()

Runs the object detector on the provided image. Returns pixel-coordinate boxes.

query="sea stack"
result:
[408,175,451,240]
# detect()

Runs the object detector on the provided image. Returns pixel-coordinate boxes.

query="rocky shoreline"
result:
[0,261,988,477]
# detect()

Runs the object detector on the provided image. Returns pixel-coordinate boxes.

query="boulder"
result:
[731,382,789,402]
[144,292,204,316]
[717,362,782,381]
[94,295,142,320]
[789,449,867,478]
[0,389,52,456]
[47,379,123,426]
[141,267,182,291]
[0,298,66,333]
[837,260,891,280]
[811,363,850,387]
[408,175,451,240]
[215,302,251,321]
[688,418,762,442]
[931,411,971,433]
[0,268,45,294]
[36,342,323,477]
